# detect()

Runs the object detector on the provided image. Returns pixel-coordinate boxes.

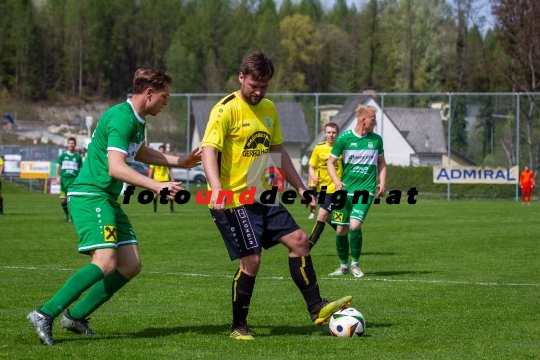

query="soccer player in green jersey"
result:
[307,123,341,249]
[56,137,83,222]
[327,105,387,278]
[201,51,352,340]
[27,67,202,346]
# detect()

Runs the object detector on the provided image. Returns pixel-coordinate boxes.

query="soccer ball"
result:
[329,307,366,337]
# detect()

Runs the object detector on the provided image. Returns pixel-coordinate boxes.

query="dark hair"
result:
[158,145,165,150]
[240,51,274,81]
[67,137,77,144]
[133,67,172,94]
[325,122,339,132]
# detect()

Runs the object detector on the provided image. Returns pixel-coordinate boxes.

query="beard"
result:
[240,87,263,105]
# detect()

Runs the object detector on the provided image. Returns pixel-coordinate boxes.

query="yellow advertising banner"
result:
[20,161,51,179]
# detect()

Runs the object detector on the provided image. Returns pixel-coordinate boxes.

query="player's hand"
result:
[334,181,345,191]
[300,189,316,208]
[181,147,202,168]
[376,183,386,197]
[158,181,184,201]
[210,189,226,211]
[312,178,319,186]
[55,178,61,185]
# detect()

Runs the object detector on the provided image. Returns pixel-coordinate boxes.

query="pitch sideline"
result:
[3,265,540,287]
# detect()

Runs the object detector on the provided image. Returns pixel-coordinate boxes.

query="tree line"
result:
[0,0,531,100]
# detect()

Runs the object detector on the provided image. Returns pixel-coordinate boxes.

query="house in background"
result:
[307,95,453,166]
[190,100,311,173]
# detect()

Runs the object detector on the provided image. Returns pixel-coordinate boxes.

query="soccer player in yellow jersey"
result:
[201,51,352,340]
[307,123,342,249]
[149,145,176,213]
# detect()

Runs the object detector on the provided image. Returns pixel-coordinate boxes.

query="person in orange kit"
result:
[519,166,536,206]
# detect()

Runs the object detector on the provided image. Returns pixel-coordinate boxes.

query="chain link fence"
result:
[2,93,538,198]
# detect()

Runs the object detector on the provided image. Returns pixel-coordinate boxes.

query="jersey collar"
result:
[352,129,367,139]
[127,99,146,124]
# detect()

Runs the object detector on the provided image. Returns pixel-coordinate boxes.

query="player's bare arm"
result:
[201,146,226,211]
[270,144,315,207]
[55,164,61,185]
[135,144,202,168]
[327,156,344,191]
[376,154,387,197]
[108,150,182,197]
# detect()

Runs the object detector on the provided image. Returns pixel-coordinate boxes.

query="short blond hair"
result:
[355,105,376,117]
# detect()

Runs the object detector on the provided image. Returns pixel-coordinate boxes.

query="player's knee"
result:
[97,262,117,277]
[349,223,362,231]
[295,231,310,252]
[336,226,349,236]
[118,260,142,279]
[240,254,261,276]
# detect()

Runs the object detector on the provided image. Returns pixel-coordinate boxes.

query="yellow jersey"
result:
[308,141,342,193]
[150,164,170,182]
[201,92,284,208]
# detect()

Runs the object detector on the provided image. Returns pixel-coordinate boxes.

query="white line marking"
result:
[3,265,539,287]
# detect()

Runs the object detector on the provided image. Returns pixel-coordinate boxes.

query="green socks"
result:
[69,270,130,319]
[335,234,349,265]
[350,229,363,263]
[40,263,104,318]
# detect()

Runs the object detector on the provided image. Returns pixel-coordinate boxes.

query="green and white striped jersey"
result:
[330,129,384,196]
[69,100,146,200]
[56,151,83,178]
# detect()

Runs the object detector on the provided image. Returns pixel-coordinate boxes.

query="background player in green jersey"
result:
[307,122,341,249]
[27,67,201,346]
[55,137,83,222]
[327,105,387,277]
[201,51,352,340]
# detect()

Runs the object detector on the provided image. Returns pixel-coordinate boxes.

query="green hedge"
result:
[386,165,517,198]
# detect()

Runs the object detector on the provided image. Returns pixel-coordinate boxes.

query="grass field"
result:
[1,183,539,359]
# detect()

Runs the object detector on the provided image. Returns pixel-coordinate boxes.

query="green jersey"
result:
[56,151,83,178]
[69,100,146,200]
[330,129,384,196]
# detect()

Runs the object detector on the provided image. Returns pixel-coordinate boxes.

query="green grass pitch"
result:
[0,183,539,359]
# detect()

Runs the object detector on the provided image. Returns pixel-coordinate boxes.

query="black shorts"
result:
[210,202,300,260]
[318,193,334,213]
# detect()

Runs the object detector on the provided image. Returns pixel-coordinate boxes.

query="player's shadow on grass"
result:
[317,252,395,257]
[128,324,231,338]
[368,270,435,276]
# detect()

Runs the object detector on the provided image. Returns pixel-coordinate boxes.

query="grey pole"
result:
[515,93,520,201]
[447,93,452,201]
[380,93,385,139]
[315,93,319,140]
[186,94,191,189]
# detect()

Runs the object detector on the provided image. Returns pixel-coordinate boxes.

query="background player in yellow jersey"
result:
[149,145,177,213]
[307,122,341,249]
[201,51,352,340]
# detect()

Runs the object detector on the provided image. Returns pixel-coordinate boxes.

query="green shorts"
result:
[331,194,374,225]
[68,195,138,254]
[60,177,77,198]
